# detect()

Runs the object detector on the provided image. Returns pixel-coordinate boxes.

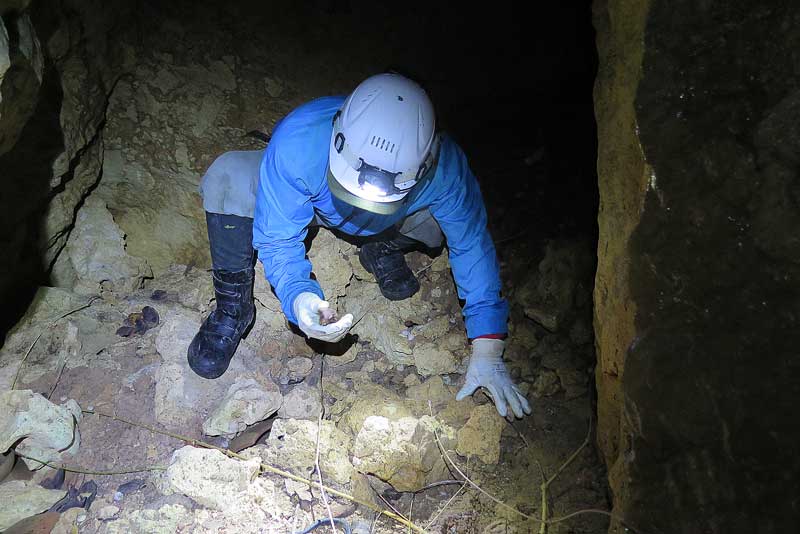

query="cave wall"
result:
[593,1,800,532]
[0,0,134,337]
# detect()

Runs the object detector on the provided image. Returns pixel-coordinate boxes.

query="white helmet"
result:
[328,73,441,215]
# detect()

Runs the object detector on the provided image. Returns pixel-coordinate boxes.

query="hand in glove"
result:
[292,292,353,343]
[456,338,532,419]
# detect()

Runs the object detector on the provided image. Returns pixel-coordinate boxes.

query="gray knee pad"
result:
[199,150,264,218]
[398,209,444,249]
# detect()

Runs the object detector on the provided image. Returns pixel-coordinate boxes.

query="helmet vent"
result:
[371,135,396,154]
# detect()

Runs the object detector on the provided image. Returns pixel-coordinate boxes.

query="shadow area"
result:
[0,9,65,345]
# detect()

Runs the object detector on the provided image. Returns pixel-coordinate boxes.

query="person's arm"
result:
[253,147,352,342]
[429,140,530,419]
[428,141,509,339]
[253,146,322,325]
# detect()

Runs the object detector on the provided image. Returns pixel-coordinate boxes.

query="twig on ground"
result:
[408,495,414,534]
[314,355,337,534]
[83,409,428,533]
[538,417,593,534]
[537,460,548,534]
[47,353,69,400]
[15,453,166,475]
[12,296,101,390]
[424,480,467,530]
[426,401,639,531]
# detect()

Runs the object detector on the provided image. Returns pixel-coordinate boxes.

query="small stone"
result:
[286,357,314,381]
[97,505,120,520]
[277,383,321,420]
[532,370,561,398]
[456,404,505,464]
[403,374,421,387]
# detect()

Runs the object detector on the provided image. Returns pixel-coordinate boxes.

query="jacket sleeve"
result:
[252,147,324,325]
[429,143,509,339]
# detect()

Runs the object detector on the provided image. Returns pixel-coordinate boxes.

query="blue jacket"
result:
[253,96,508,339]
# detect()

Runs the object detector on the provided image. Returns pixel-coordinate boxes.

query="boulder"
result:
[202,377,282,438]
[0,480,66,531]
[164,446,260,510]
[0,390,82,470]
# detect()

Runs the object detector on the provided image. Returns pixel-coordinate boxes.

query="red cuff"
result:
[470,333,507,342]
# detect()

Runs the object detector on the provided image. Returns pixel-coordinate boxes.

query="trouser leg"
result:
[189,150,262,379]
[397,208,444,249]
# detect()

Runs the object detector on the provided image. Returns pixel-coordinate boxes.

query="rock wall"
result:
[0,0,134,338]
[593,1,800,532]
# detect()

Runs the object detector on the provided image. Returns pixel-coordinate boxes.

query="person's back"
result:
[190,73,531,419]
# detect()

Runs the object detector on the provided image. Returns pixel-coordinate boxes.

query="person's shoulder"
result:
[274,96,346,135]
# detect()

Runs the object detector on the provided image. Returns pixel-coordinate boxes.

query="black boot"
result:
[359,235,420,301]
[188,268,255,379]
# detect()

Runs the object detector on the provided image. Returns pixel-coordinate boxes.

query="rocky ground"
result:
[0,229,608,533]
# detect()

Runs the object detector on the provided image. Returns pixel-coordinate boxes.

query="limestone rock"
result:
[307,228,355,307]
[246,418,353,485]
[515,239,594,332]
[64,196,152,292]
[456,404,505,464]
[154,306,201,364]
[281,356,314,383]
[165,446,261,510]
[340,383,414,434]
[0,390,82,470]
[531,370,561,398]
[412,341,459,377]
[202,377,283,438]
[0,480,67,531]
[277,383,322,420]
[104,504,191,534]
[351,415,451,492]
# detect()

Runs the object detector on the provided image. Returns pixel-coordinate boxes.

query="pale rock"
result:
[284,478,313,501]
[65,197,152,292]
[532,370,562,398]
[324,343,359,367]
[104,504,191,534]
[245,418,353,485]
[203,377,283,438]
[285,356,313,381]
[344,282,432,364]
[50,508,82,534]
[0,390,81,470]
[165,446,261,510]
[0,480,67,531]
[340,383,414,434]
[403,373,421,387]
[456,404,505,464]
[97,505,120,520]
[278,383,321,420]
[413,341,459,377]
[307,228,354,307]
[351,415,452,492]
[154,306,201,364]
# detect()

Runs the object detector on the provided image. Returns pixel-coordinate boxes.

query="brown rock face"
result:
[593,1,800,532]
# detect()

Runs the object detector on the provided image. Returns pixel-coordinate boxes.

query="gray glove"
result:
[456,338,532,419]
[292,292,353,343]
